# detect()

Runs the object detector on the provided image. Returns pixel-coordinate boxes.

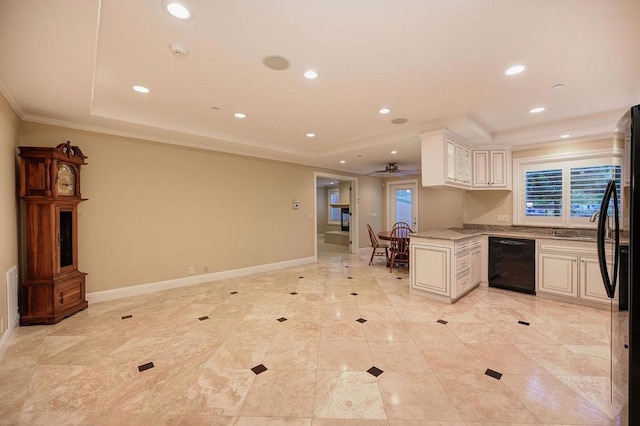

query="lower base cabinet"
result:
[537,240,612,307]
[410,236,483,303]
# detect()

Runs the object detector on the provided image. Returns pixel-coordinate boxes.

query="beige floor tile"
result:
[436,373,542,423]
[514,344,609,377]
[501,374,613,424]
[465,343,550,376]
[403,322,460,343]
[240,370,316,417]
[377,371,462,421]
[320,320,367,342]
[263,337,320,370]
[362,321,413,342]
[416,341,487,374]
[313,371,387,419]
[367,341,431,373]
[317,341,373,371]
[235,417,312,426]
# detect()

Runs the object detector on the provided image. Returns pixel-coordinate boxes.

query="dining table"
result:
[377,229,412,268]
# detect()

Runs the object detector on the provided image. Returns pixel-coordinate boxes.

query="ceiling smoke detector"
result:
[170,44,189,58]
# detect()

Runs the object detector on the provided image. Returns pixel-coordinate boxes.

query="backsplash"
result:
[461,223,629,240]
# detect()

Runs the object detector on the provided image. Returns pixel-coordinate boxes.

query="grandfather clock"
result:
[19,142,88,325]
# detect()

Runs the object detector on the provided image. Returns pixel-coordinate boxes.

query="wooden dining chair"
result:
[389,222,411,273]
[367,224,389,265]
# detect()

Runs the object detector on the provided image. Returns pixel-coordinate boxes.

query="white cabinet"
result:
[420,129,472,189]
[537,240,611,306]
[410,235,483,302]
[472,149,510,189]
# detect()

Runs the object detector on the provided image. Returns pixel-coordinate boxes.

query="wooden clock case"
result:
[18,142,88,325]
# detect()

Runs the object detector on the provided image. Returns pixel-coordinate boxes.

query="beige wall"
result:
[316,186,328,234]
[464,138,617,226]
[20,122,321,293]
[0,92,20,332]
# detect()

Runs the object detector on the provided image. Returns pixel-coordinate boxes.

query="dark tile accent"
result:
[138,362,154,372]
[347,276,353,279]
[277,317,288,322]
[198,316,209,321]
[367,366,384,377]
[230,291,238,295]
[396,277,403,280]
[485,368,502,380]
[344,266,350,268]
[290,292,298,295]
[350,292,358,296]
[121,315,133,320]
[251,364,268,375]
[436,319,448,325]
[299,276,304,279]
[356,318,367,323]
[625,344,629,349]
[518,320,530,326]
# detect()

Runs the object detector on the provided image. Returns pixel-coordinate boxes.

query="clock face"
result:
[56,164,75,196]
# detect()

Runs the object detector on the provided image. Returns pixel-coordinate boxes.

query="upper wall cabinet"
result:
[421,129,472,189]
[472,149,511,190]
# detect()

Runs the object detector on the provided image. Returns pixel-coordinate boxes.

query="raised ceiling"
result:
[1,0,639,175]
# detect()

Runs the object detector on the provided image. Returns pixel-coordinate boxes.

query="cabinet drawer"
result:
[456,273,471,297]
[54,278,84,311]
[456,253,470,272]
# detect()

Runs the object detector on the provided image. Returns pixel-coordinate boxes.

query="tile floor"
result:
[0,242,623,425]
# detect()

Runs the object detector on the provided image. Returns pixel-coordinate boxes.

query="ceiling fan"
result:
[367,162,419,177]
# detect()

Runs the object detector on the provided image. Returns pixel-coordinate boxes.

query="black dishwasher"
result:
[488,237,536,295]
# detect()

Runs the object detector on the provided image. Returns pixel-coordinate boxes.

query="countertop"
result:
[410,227,629,244]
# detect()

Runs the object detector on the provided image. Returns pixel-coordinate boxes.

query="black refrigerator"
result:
[597,105,640,424]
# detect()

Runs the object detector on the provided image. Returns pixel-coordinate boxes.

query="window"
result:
[515,153,622,227]
[328,188,341,223]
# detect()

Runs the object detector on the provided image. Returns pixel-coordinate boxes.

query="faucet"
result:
[590,211,600,223]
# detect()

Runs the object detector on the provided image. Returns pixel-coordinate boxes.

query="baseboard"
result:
[0,317,18,361]
[86,256,316,304]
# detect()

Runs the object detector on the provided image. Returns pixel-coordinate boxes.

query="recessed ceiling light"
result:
[306,133,315,138]
[379,107,391,114]
[340,160,346,164]
[166,2,191,19]
[304,70,318,80]
[529,107,545,114]
[505,64,526,75]
[560,134,570,138]
[391,150,397,154]
[234,112,246,118]
[132,85,150,93]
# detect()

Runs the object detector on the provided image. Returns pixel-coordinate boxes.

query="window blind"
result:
[525,169,563,217]
[570,165,621,217]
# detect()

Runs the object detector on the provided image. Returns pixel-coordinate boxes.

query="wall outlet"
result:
[497,214,509,223]
[188,266,194,275]
[203,266,208,273]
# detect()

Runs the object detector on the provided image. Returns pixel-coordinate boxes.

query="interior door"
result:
[388,181,418,230]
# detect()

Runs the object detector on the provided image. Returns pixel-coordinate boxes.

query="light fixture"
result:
[560,134,570,138]
[379,107,391,114]
[166,2,191,19]
[505,64,526,75]
[391,150,397,154]
[304,70,318,80]
[340,160,346,164]
[529,107,545,114]
[306,133,315,138]
[132,85,150,93]
[234,112,246,118]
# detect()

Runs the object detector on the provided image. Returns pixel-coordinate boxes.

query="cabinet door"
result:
[455,144,464,183]
[538,253,578,297]
[490,150,508,187]
[462,147,472,185]
[411,245,450,296]
[470,247,482,285]
[579,256,610,303]
[473,151,490,187]
[446,140,456,182]
[55,205,77,274]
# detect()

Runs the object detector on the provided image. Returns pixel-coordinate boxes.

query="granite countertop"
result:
[411,226,629,244]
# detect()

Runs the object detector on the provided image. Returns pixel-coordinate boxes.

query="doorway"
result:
[314,172,358,258]
[386,180,419,230]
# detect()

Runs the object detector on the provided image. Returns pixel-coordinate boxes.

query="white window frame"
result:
[327,188,341,225]
[513,148,623,228]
